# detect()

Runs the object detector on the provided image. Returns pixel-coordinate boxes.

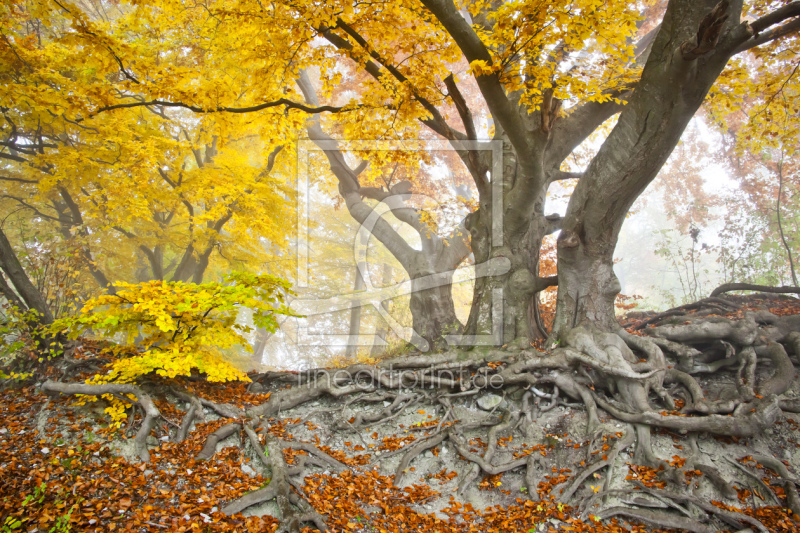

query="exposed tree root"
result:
[750,454,800,516]
[36,293,800,532]
[755,342,795,396]
[41,381,160,462]
[681,434,737,499]
[456,409,519,494]
[560,429,634,502]
[710,283,800,297]
[221,485,276,516]
[177,394,204,443]
[632,484,769,532]
[394,432,446,485]
[596,506,716,533]
[593,392,780,437]
[724,456,784,507]
[196,422,241,461]
[648,315,759,346]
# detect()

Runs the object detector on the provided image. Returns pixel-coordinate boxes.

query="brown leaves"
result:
[377,434,416,452]
[0,387,277,532]
[626,463,666,489]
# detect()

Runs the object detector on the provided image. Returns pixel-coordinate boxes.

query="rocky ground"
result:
[2,294,800,532]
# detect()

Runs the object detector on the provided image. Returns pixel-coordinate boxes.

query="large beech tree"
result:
[294,0,800,347]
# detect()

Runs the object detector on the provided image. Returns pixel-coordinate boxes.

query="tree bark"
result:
[0,227,53,325]
[551,0,744,339]
[345,263,365,358]
[370,263,393,356]
[409,274,461,352]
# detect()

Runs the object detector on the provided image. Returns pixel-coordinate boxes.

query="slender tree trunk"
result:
[776,155,798,286]
[252,326,270,364]
[370,263,393,356]
[345,263,365,358]
[0,227,53,325]
[0,272,26,311]
[171,245,196,282]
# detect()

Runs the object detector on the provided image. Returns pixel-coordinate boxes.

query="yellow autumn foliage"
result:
[53,272,296,384]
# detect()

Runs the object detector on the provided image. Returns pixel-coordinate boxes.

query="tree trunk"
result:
[550,233,621,339]
[345,263,365,358]
[298,70,470,353]
[463,191,554,346]
[409,274,461,352]
[0,227,53,325]
[252,326,270,364]
[551,0,742,340]
[370,263,393,356]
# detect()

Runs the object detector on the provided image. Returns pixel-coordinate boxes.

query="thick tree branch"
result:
[443,74,477,140]
[297,71,420,270]
[0,270,27,312]
[0,152,27,163]
[435,222,471,272]
[318,23,465,142]
[734,17,800,53]
[545,98,627,172]
[358,187,426,234]
[751,1,800,35]
[0,176,37,184]
[548,171,583,183]
[87,98,350,119]
[56,188,114,290]
[317,22,493,193]
[0,226,54,324]
[419,0,540,176]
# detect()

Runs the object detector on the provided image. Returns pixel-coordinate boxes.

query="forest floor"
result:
[2,294,800,532]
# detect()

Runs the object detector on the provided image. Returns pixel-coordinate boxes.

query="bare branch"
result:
[751,1,800,35]
[0,152,27,163]
[443,74,477,140]
[0,176,37,184]
[87,98,352,120]
[735,17,800,54]
[318,21,466,142]
[420,0,541,176]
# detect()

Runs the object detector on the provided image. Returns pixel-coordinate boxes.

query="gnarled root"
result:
[596,507,716,533]
[755,342,795,396]
[561,429,634,502]
[41,380,160,462]
[196,422,241,461]
[751,454,800,516]
[593,392,781,437]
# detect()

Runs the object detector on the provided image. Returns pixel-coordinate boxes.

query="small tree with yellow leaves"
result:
[54,272,295,385]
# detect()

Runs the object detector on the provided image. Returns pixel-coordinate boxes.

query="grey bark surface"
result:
[0,226,54,324]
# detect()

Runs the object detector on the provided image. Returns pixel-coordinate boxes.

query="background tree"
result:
[0,0,297,309]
